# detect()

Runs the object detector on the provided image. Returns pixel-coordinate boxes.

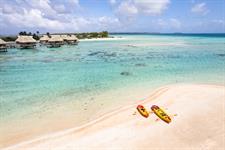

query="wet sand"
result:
[3,84,225,150]
[0,84,153,149]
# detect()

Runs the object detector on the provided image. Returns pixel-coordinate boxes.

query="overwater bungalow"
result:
[39,35,50,44]
[15,36,37,49]
[47,35,63,48]
[0,38,7,52]
[61,34,78,45]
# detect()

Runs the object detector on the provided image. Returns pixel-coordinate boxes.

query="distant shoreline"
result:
[110,32,225,37]
[79,37,124,41]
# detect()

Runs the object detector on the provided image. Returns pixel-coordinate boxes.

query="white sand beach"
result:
[79,37,125,41]
[3,84,225,150]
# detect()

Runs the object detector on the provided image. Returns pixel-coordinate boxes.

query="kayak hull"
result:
[137,105,149,118]
[151,105,171,123]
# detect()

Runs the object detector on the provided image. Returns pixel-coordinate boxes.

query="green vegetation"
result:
[19,31,40,40]
[0,36,17,42]
[75,31,109,39]
[32,34,39,40]
[46,32,51,38]
[101,31,108,37]
[0,31,109,41]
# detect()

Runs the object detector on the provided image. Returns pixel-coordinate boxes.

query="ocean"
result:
[0,34,225,147]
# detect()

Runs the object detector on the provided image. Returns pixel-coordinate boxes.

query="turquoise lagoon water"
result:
[0,34,225,141]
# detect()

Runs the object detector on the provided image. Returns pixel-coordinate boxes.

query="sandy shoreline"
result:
[79,37,125,41]
[0,84,155,149]
[2,84,225,150]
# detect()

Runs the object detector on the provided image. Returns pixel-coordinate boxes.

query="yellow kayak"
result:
[151,105,171,123]
[137,105,149,118]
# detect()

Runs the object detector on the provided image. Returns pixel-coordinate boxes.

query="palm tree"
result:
[46,32,50,36]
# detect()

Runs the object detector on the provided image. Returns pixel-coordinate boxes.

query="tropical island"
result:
[0,31,109,50]
[0,31,109,41]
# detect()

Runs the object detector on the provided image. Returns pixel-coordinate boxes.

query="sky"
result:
[0,0,224,35]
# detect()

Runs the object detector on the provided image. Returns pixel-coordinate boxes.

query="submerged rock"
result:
[88,51,117,57]
[168,55,180,59]
[124,44,138,47]
[135,63,146,67]
[88,51,104,56]
[120,71,131,76]
[216,53,225,57]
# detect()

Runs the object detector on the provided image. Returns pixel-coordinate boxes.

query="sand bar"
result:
[79,37,125,41]
[3,84,225,150]
[123,42,187,47]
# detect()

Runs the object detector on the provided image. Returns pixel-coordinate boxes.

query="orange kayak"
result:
[137,105,149,118]
[151,105,171,123]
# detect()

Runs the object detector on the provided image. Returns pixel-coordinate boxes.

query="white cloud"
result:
[114,0,170,24]
[109,0,117,5]
[53,4,66,14]
[0,0,187,33]
[116,1,138,16]
[68,0,79,6]
[4,8,64,29]
[115,1,138,24]
[115,0,170,16]
[0,0,119,33]
[191,2,209,15]
[1,2,22,14]
[133,0,170,15]
[25,0,56,16]
[0,0,121,33]
[2,5,15,14]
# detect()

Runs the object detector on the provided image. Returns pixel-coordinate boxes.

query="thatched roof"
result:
[16,36,36,43]
[60,34,68,40]
[40,35,50,41]
[0,38,6,45]
[61,34,78,41]
[68,35,78,41]
[48,35,63,42]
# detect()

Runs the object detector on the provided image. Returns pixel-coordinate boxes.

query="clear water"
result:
[0,34,225,132]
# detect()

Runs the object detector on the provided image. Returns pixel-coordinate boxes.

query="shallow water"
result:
[0,34,225,146]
